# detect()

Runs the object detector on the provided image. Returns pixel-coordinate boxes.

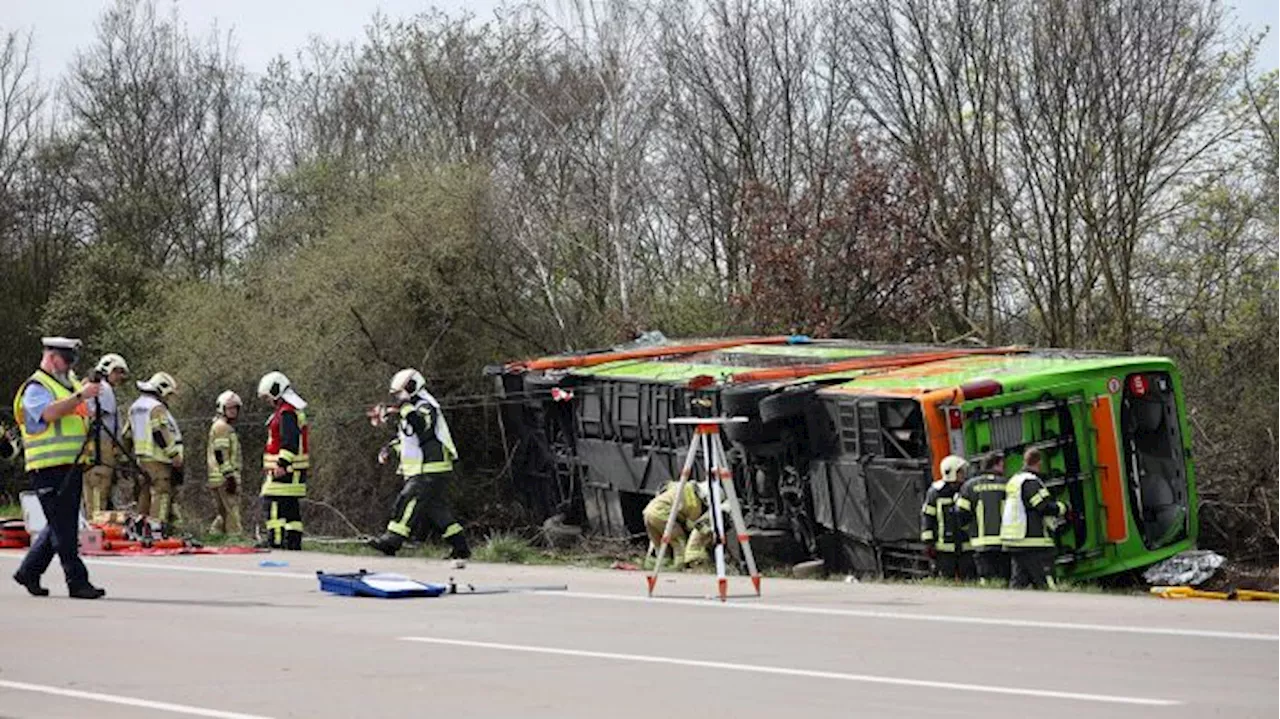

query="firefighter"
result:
[367,369,471,560]
[642,479,714,568]
[128,372,184,525]
[257,371,309,550]
[82,352,129,518]
[1001,447,1070,589]
[954,453,1011,585]
[11,337,106,599]
[207,390,243,535]
[920,455,976,580]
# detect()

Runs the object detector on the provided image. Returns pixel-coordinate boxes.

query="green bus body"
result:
[494,339,1197,579]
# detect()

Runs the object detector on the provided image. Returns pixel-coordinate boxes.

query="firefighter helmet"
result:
[940,454,969,483]
[257,371,291,401]
[216,390,242,415]
[95,353,129,376]
[390,368,426,400]
[138,371,177,398]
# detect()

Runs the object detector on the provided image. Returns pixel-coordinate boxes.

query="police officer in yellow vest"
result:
[642,480,714,568]
[128,372,184,525]
[1001,447,1069,589]
[82,352,129,518]
[921,455,977,580]
[367,369,471,559]
[954,453,1011,585]
[11,337,106,599]
[207,391,243,535]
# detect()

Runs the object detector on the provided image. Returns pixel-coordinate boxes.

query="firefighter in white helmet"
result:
[920,454,976,580]
[81,352,129,518]
[366,368,470,559]
[257,371,310,549]
[127,371,183,525]
[206,391,244,535]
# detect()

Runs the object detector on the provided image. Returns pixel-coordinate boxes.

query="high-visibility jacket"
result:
[261,401,309,497]
[644,481,705,528]
[1001,471,1066,548]
[206,417,242,486]
[13,371,89,470]
[921,480,970,553]
[129,394,183,464]
[394,397,456,477]
[955,473,1008,551]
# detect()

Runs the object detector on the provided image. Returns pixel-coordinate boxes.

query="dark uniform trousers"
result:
[1009,548,1055,589]
[262,470,306,550]
[934,551,977,580]
[17,466,90,587]
[390,472,463,542]
[973,551,1012,583]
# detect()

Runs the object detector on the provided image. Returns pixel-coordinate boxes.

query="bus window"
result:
[1120,372,1189,549]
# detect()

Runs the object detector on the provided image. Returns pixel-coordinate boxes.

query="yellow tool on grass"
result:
[1149,586,1279,601]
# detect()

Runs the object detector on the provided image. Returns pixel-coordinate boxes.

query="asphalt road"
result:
[0,549,1275,719]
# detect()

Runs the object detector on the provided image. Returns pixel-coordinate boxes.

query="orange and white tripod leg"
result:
[712,437,761,596]
[705,430,730,602]
[647,432,701,596]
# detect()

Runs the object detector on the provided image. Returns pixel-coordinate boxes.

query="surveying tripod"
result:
[646,416,761,602]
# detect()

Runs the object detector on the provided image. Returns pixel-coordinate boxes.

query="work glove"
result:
[925,545,937,560]
[1064,509,1080,523]
[171,464,185,486]
[224,474,238,495]
[377,445,391,465]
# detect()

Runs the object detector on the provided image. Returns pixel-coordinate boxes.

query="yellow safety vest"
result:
[1001,472,1060,548]
[13,371,89,470]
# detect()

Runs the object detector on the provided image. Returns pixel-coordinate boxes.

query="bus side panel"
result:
[1090,395,1129,543]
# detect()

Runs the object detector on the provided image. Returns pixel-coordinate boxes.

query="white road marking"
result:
[399,636,1180,706]
[4,552,1273,642]
[552,590,1280,642]
[0,679,274,719]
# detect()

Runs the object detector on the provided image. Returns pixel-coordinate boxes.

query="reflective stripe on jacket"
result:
[13,371,88,470]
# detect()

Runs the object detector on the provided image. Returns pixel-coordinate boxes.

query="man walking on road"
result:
[11,337,107,599]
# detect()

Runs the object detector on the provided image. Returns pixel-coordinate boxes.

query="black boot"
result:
[68,583,106,599]
[13,571,49,597]
[367,533,403,556]
[445,533,471,560]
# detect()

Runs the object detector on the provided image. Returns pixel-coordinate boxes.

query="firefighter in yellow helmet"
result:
[127,372,184,525]
[643,479,714,568]
[81,352,129,518]
[206,390,243,535]
[367,369,470,560]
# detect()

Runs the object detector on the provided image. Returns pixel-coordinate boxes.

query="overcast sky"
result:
[3,0,1277,81]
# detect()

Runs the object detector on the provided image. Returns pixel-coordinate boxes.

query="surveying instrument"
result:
[646,416,761,602]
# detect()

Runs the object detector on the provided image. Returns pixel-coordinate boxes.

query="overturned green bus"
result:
[491,336,1196,579]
